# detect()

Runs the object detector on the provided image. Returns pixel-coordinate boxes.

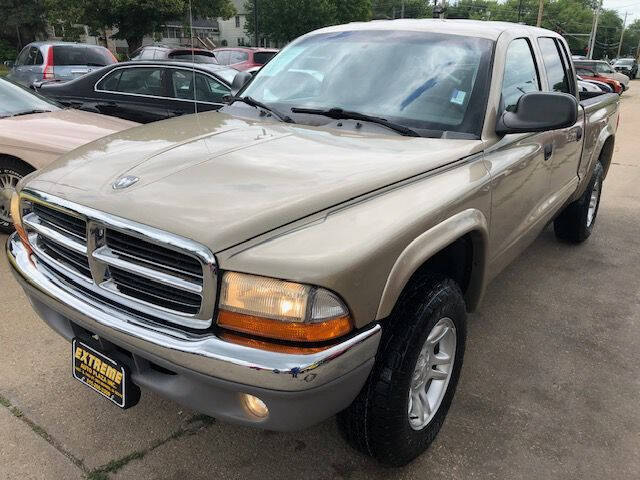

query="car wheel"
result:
[0,157,34,234]
[554,161,604,244]
[337,275,466,466]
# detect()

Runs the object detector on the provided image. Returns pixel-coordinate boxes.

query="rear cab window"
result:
[537,37,574,94]
[501,38,540,112]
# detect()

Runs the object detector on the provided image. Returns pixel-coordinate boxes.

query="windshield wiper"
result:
[228,96,294,123]
[10,109,52,117]
[290,107,421,137]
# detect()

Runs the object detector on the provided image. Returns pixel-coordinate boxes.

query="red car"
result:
[576,67,623,94]
[212,47,278,73]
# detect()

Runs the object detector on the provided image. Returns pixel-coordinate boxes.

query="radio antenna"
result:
[189,0,198,115]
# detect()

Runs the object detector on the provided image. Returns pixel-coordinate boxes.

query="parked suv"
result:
[212,47,278,73]
[6,42,117,88]
[612,58,638,79]
[130,44,218,64]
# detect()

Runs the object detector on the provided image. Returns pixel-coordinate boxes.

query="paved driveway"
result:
[1,89,639,480]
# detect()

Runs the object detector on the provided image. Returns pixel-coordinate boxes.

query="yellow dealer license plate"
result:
[72,339,128,408]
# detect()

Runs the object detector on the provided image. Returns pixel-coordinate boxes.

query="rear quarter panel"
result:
[572,93,619,200]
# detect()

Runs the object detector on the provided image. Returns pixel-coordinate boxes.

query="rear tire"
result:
[553,161,603,244]
[337,275,466,466]
[0,157,34,234]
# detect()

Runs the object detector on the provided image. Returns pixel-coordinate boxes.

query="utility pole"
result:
[587,0,603,59]
[517,0,523,23]
[536,0,544,27]
[253,0,259,47]
[616,12,628,59]
[401,0,405,18]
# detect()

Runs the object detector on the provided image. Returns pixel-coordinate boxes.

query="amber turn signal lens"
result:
[217,310,352,343]
[219,332,329,354]
[10,192,32,255]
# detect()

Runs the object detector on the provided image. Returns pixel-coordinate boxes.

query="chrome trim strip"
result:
[8,234,381,391]
[23,213,87,254]
[21,189,217,329]
[93,246,203,294]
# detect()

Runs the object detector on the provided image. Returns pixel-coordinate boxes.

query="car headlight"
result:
[10,192,33,255]
[217,272,353,342]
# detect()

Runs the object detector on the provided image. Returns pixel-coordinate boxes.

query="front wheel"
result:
[337,275,466,466]
[0,157,34,234]
[554,161,604,243]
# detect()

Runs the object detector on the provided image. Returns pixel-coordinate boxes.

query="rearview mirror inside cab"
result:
[496,92,578,135]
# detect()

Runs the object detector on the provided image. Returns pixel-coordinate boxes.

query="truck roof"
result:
[313,19,561,41]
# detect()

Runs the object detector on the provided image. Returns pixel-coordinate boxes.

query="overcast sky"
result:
[603,0,640,25]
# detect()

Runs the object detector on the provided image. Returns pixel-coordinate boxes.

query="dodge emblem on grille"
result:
[112,176,140,190]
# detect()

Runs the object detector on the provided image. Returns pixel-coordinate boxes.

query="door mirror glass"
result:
[496,92,577,135]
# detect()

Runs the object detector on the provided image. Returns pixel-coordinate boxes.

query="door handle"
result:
[574,126,583,141]
[544,143,553,161]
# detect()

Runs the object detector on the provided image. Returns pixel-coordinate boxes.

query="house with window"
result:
[217,0,250,47]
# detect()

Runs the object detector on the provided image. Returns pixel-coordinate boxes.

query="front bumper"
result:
[7,234,381,430]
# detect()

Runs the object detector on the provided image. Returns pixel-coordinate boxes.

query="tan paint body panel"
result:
[0,109,137,169]
[18,20,619,329]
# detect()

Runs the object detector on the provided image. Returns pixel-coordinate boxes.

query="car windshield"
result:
[614,59,634,66]
[241,30,494,138]
[0,78,60,118]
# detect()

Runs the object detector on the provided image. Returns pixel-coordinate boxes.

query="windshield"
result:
[0,78,60,118]
[241,30,493,138]
[614,59,634,66]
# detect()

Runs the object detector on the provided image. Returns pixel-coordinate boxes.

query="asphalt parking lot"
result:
[1,89,639,480]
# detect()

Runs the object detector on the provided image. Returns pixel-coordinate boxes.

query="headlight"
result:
[217,272,353,342]
[10,192,32,255]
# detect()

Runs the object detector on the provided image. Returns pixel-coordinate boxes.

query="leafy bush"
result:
[0,39,17,63]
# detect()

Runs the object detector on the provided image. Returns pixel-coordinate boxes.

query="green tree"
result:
[245,0,372,45]
[0,0,47,51]
[46,0,236,53]
[372,0,431,19]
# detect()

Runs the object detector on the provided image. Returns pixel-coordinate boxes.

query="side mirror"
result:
[496,92,578,135]
[3,60,14,68]
[230,70,252,93]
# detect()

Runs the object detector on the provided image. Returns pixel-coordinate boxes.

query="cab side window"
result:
[502,38,540,112]
[537,37,572,94]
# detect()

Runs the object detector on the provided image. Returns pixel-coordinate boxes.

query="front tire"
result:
[0,157,34,234]
[337,275,466,466]
[554,161,604,243]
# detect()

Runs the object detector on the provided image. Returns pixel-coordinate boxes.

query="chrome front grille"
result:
[20,190,217,329]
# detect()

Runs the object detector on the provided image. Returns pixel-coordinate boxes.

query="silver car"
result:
[6,42,117,88]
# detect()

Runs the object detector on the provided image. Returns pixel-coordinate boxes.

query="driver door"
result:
[485,38,555,273]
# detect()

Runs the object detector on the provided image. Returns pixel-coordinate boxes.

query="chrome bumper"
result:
[7,234,381,393]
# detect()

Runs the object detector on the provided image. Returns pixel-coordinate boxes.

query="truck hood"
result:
[25,111,483,253]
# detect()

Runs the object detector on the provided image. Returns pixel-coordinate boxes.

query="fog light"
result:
[243,394,269,418]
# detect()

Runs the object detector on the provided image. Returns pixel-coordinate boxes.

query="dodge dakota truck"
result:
[7,20,619,466]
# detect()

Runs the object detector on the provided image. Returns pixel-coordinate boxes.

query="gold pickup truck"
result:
[7,20,619,466]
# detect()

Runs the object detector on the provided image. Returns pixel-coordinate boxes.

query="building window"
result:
[238,37,244,46]
[235,15,240,28]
